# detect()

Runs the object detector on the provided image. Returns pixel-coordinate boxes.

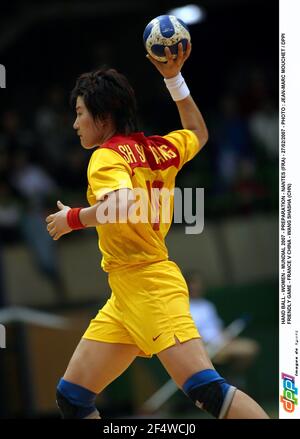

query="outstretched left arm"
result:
[46,189,133,240]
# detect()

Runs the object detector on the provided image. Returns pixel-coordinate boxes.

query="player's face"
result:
[73,96,106,149]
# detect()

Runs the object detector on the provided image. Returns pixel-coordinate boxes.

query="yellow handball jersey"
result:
[87,129,200,272]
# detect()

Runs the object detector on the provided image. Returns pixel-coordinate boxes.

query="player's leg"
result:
[63,339,139,393]
[57,339,139,418]
[157,337,269,419]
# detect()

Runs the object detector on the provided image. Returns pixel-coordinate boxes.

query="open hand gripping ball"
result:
[143,15,191,63]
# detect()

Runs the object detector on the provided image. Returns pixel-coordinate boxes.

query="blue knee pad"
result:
[183,369,236,418]
[56,378,99,419]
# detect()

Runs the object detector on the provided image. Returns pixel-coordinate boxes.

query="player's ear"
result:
[100,114,115,131]
[96,114,109,128]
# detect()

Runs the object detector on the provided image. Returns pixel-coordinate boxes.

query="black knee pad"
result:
[56,389,81,419]
[183,369,236,418]
[56,379,100,419]
[188,379,236,418]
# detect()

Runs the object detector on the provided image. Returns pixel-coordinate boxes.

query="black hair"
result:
[70,68,138,134]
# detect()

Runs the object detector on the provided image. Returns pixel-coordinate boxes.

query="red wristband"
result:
[67,207,85,230]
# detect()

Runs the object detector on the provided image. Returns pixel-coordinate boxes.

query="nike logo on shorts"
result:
[152,333,162,341]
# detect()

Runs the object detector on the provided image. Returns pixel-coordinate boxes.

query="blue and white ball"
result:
[143,15,191,63]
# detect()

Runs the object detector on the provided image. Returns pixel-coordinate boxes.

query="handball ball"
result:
[143,15,191,63]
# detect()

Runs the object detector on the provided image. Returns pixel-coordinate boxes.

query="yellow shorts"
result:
[83,260,200,357]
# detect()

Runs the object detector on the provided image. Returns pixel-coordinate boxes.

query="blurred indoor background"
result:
[0,0,278,418]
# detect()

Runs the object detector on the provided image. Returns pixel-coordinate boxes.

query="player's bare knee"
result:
[182,369,236,418]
